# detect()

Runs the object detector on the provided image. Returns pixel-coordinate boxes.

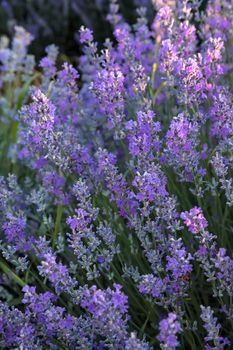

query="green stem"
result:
[152,81,167,107]
[47,79,54,98]
[140,311,151,337]
[10,120,19,144]
[11,72,41,144]
[0,258,26,287]
[52,203,63,249]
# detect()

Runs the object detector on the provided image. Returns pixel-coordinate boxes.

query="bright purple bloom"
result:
[157,313,182,350]
[125,109,161,160]
[138,274,164,298]
[132,165,168,203]
[166,238,193,280]
[37,253,77,294]
[79,26,93,44]
[181,207,208,234]
[2,213,26,243]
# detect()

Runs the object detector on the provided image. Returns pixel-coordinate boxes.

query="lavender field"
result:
[0,0,233,349]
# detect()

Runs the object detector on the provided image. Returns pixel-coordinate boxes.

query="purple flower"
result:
[138,274,164,298]
[37,253,77,294]
[166,238,193,280]
[90,59,125,135]
[66,179,118,278]
[39,44,58,80]
[79,26,93,44]
[165,113,206,185]
[19,89,55,153]
[132,165,168,203]
[2,213,26,243]
[81,284,128,317]
[212,248,233,296]
[181,207,208,234]
[81,286,107,317]
[126,109,161,160]
[157,313,182,350]
[200,305,230,350]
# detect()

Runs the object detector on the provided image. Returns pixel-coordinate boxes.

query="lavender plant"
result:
[0,0,233,349]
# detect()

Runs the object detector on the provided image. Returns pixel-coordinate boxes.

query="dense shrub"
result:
[0,0,233,349]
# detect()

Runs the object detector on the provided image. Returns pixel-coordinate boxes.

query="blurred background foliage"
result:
[0,0,154,59]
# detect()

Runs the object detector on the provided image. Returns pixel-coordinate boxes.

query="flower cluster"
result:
[157,313,182,350]
[181,207,208,234]
[200,305,230,350]
[0,0,233,349]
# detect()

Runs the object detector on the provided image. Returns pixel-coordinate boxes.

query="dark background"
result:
[0,0,154,59]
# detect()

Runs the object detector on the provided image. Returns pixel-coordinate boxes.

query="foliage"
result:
[0,0,233,349]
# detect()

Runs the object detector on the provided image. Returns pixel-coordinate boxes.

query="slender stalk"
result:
[0,258,26,287]
[52,203,63,250]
